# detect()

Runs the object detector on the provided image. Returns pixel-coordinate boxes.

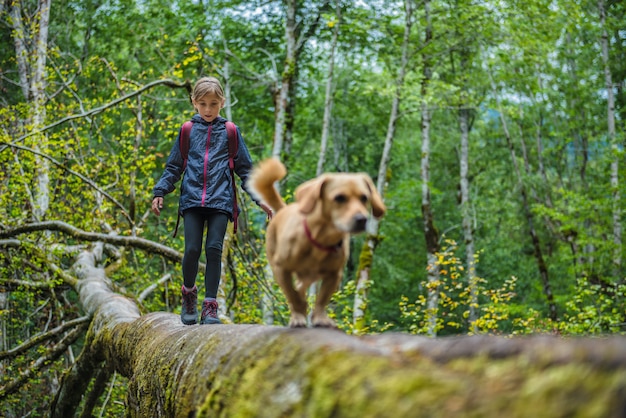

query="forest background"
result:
[0,0,625,415]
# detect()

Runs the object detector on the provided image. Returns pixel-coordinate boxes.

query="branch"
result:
[0,322,88,399]
[80,366,113,418]
[138,273,172,303]
[10,78,191,143]
[0,220,183,263]
[0,239,20,247]
[0,316,90,361]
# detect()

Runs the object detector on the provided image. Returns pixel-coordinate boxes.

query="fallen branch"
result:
[0,221,182,263]
[0,316,90,361]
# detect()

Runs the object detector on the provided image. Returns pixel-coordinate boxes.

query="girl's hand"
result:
[152,197,164,216]
[260,203,273,220]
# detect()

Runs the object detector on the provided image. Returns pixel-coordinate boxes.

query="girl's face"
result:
[193,92,224,122]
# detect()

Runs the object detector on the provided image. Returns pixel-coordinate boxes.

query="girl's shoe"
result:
[181,285,198,325]
[200,298,222,324]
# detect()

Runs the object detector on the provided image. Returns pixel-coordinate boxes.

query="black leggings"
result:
[182,208,229,298]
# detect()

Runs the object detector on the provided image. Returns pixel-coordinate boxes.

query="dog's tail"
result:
[247,158,287,213]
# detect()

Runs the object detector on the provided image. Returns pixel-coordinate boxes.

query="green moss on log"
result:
[196,334,626,418]
[108,314,626,418]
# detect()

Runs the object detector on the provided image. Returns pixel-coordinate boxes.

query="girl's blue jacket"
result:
[152,114,259,220]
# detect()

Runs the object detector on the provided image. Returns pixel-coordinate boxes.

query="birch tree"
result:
[447,0,491,331]
[10,0,51,221]
[419,0,441,337]
[316,6,340,177]
[271,0,330,160]
[458,105,478,329]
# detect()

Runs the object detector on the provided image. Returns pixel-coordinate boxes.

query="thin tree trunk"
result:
[11,4,30,101]
[129,95,142,230]
[598,0,621,277]
[418,0,440,338]
[333,119,348,172]
[316,7,340,177]
[352,0,413,332]
[458,107,477,331]
[11,0,52,221]
[31,0,51,222]
[271,0,297,159]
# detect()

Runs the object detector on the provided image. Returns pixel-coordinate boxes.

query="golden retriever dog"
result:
[247,158,386,328]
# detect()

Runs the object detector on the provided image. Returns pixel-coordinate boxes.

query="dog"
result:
[247,158,386,328]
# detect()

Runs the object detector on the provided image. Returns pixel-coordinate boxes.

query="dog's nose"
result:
[352,214,368,232]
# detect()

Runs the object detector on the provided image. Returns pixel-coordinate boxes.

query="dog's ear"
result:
[295,176,328,214]
[361,175,386,219]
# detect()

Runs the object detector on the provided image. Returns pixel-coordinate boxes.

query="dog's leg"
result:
[311,274,341,328]
[274,267,308,328]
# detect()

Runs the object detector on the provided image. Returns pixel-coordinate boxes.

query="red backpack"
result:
[172,120,240,237]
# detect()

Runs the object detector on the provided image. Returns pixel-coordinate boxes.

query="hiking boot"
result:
[200,298,222,325]
[181,285,198,325]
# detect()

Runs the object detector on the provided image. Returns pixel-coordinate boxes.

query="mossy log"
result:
[52,246,626,417]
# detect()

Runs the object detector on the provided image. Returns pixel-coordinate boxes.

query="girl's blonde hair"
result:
[191,77,225,102]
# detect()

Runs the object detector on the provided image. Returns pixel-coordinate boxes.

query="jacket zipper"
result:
[201,125,211,206]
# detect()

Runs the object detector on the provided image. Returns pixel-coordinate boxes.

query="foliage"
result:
[557,277,626,335]
[398,239,526,335]
[328,279,393,335]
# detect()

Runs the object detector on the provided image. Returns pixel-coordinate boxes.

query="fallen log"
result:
[52,245,626,417]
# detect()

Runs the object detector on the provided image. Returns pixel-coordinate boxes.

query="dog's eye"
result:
[334,194,348,204]
[360,194,368,204]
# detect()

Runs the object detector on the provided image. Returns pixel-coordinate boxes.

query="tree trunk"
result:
[49,242,626,417]
[419,0,441,337]
[316,6,340,177]
[458,107,478,330]
[271,0,297,159]
[11,0,52,221]
[352,0,413,332]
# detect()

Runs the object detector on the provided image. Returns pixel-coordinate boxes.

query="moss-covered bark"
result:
[54,245,626,417]
[116,314,626,418]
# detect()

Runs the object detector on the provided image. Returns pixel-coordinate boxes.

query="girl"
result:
[152,76,272,325]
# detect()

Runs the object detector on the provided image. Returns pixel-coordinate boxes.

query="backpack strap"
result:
[179,121,193,170]
[173,121,193,238]
[225,121,239,233]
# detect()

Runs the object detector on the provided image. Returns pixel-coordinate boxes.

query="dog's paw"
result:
[289,313,308,328]
[311,316,338,329]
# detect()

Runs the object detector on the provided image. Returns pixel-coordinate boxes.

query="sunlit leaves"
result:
[400,240,522,335]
